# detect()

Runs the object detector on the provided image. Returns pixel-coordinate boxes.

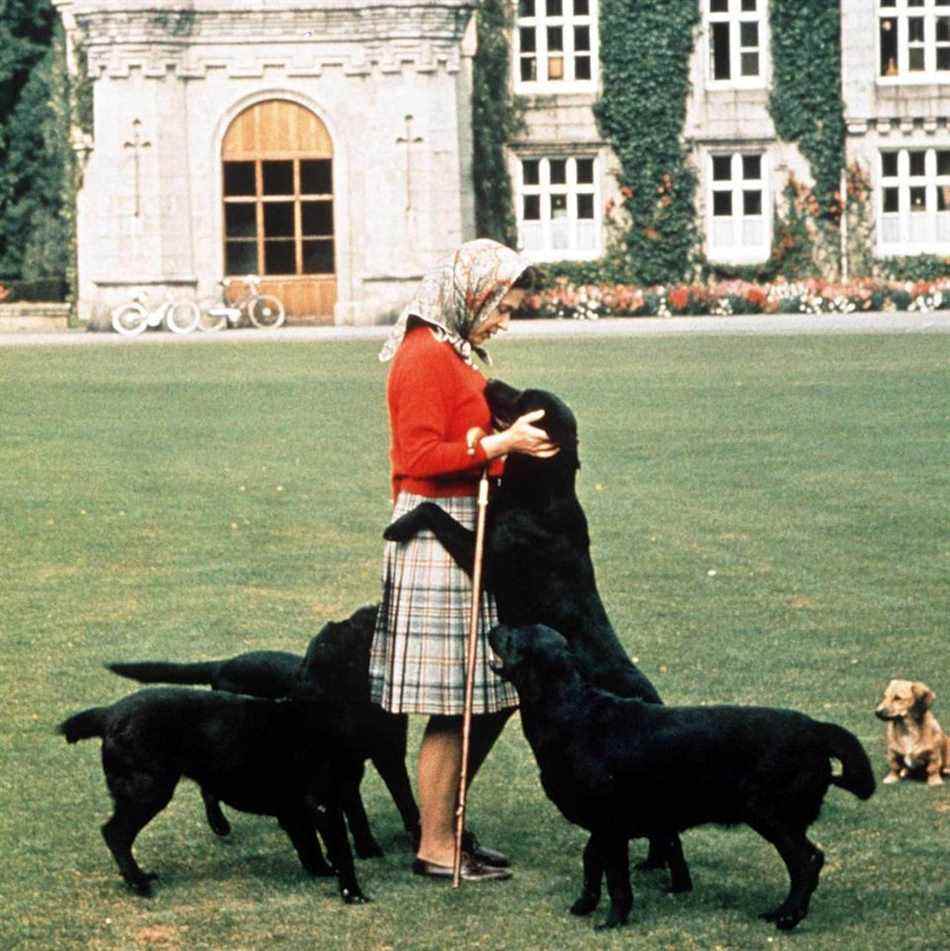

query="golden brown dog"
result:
[875,679,950,786]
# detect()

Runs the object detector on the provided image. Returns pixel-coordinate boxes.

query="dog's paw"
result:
[355,839,385,859]
[130,872,159,897]
[383,513,419,542]
[761,904,805,930]
[208,815,231,837]
[882,772,901,784]
[926,774,944,786]
[341,887,371,905]
[570,891,600,916]
[666,874,693,894]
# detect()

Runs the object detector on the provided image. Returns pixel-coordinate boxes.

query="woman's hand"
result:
[480,409,559,460]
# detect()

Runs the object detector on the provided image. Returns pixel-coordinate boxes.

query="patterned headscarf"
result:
[379,238,529,366]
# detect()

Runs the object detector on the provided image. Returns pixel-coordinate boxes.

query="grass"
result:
[1,332,947,950]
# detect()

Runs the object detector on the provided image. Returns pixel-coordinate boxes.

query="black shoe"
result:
[412,854,511,882]
[461,830,510,868]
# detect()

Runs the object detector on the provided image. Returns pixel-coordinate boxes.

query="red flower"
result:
[669,287,689,311]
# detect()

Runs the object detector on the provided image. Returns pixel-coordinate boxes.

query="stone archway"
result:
[221,100,336,320]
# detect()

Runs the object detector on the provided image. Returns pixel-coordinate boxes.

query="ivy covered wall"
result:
[472,0,947,286]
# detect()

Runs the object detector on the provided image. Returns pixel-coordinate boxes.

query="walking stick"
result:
[453,438,492,888]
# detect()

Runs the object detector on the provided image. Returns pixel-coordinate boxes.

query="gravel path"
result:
[1,310,949,348]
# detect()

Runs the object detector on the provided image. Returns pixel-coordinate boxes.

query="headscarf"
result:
[378,238,529,366]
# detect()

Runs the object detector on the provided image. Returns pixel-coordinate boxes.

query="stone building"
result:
[54,0,480,326]
[508,0,949,270]
[55,1,949,327]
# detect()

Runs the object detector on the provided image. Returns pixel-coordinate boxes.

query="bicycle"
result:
[197,275,286,331]
[111,293,200,337]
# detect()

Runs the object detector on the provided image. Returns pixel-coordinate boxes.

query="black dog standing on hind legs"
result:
[383,379,691,892]
[490,624,876,931]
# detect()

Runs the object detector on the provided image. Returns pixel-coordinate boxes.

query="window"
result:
[223,159,334,276]
[515,0,597,89]
[221,100,335,278]
[707,0,766,85]
[706,152,770,262]
[879,147,950,252]
[878,0,950,80]
[517,156,600,259]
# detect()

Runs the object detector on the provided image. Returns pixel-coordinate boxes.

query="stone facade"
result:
[508,0,950,271]
[55,1,950,325]
[55,0,479,326]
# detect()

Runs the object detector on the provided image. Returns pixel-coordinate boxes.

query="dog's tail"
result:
[57,707,108,744]
[820,722,876,800]
[106,659,220,686]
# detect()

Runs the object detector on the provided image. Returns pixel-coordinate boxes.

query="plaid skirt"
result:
[369,491,519,715]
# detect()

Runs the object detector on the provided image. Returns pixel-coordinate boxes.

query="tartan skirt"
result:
[369,491,519,715]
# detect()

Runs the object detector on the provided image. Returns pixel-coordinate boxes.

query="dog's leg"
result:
[751,819,824,931]
[315,802,370,904]
[371,730,422,849]
[883,749,903,784]
[925,753,945,786]
[384,503,476,576]
[340,767,385,859]
[570,834,603,917]
[594,835,633,930]
[277,805,335,878]
[200,786,231,837]
[660,832,692,894]
[638,832,692,893]
[101,791,174,896]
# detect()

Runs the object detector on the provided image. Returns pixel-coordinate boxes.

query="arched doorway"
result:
[221,100,336,320]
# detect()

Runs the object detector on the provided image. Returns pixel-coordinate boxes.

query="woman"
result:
[370,239,555,882]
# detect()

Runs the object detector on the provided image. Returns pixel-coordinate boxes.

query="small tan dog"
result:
[875,679,950,786]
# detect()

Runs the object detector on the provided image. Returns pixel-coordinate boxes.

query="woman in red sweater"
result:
[370,239,555,882]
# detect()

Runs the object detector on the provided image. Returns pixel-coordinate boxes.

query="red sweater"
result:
[386,324,502,500]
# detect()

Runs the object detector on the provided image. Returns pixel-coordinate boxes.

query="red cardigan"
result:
[386,324,503,500]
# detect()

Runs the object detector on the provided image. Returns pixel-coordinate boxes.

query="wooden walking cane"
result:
[453,430,491,887]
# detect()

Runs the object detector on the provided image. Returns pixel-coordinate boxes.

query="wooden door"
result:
[222,101,336,322]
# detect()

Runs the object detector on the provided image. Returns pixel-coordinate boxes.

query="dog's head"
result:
[295,603,378,701]
[485,379,579,465]
[489,623,578,697]
[875,679,935,722]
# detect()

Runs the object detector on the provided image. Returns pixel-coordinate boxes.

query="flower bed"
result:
[518,276,950,320]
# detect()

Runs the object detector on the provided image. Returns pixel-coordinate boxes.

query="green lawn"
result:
[1,333,947,950]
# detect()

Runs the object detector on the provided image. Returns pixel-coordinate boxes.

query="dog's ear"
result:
[912,683,935,710]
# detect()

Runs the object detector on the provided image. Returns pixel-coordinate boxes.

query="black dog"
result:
[58,688,369,903]
[489,624,876,931]
[108,604,420,855]
[383,379,688,889]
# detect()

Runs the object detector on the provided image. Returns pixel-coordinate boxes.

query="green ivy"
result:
[472,0,524,246]
[768,1,846,223]
[594,0,701,285]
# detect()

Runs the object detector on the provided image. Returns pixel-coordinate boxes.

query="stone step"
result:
[0,304,71,332]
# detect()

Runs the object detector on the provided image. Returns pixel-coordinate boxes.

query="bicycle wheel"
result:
[112,303,148,337]
[196,300,228,332]
[248,294,285,329]
[165,301,200,335]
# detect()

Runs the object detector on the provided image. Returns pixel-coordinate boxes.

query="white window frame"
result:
[877,146,950,255]
[705,0,769,90]
[513,0,598,94]
[515,154,602,261]
[705,150,772,264]
[877,0,950,84]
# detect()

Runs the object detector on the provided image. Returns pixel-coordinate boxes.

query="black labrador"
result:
[58,687,369,903]
[383,379,689,890]
[108,603,420,855]
[489,624,876,931]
